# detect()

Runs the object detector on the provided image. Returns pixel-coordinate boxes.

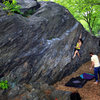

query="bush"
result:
[3,0,23,15]
[0,80,9,90]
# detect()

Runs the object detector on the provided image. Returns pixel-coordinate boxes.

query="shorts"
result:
[74,48,80,52]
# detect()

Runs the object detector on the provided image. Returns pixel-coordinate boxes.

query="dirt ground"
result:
[54,54,100,100]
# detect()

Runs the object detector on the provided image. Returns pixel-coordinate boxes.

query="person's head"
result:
[78,39,81,42]
[70,91,81,100]
[78,39,83,43]
[90,52,94,57]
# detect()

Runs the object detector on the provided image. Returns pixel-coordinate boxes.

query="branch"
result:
[83,15,88,22]
[92,3,100,5]
[91,16,96,28]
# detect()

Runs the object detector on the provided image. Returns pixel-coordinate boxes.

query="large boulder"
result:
[0,1,100,86]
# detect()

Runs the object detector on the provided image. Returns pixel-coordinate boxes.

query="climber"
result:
[89,52,100,85]
[72,38,82,59]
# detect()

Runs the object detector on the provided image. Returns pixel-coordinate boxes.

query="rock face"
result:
[0,1,100,86]
[0,82,71,100]
[16,0,40,13]
[16,0,38,9]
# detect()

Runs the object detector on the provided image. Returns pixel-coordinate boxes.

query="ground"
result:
[54,54,100,100]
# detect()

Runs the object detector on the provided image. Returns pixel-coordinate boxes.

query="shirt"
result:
[76,43,80,49]
[91,55,100,67]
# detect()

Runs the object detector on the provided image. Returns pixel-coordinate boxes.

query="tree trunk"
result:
[88,22,93,34]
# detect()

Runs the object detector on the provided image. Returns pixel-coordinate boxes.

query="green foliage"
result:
[0,80,9,90]
[3,0,23,14]
[80,20,89,31]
